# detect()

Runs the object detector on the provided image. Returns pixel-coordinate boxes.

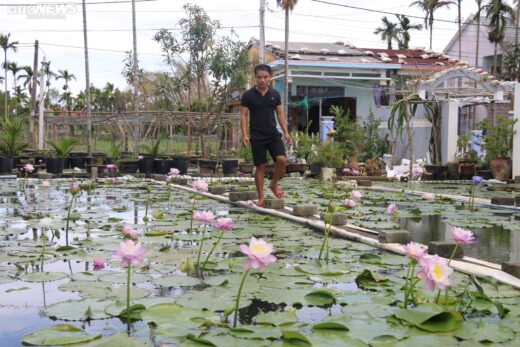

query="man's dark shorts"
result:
[251,135,286,166]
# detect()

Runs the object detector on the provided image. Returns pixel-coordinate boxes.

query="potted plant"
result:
[479,115,517,181]
[456,135,479,179]
[221,149,239,176]
[312,141,344,180]
[238,144,254,174]
[0,119,28,174]
[288,127,318,174]
[331,105,365,170]
[46,138,79,174]
[140,136,166,175]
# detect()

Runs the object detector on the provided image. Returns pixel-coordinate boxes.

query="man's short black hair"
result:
[254,64,272,76]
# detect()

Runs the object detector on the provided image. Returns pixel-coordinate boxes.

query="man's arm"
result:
[240,106,250,146]
[275,104,292,145]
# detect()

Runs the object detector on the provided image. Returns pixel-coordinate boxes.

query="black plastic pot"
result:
[138,156,155,175]
[424,165,448,180]
[120,160,139,174]
[199,159,218,174]
[154,159,172,175]
[0,157,14,174]
[46,157,65,174]
[172,156,189,175]
[69,156,86,169]
[222,159,238,176]
[310,164,322,177]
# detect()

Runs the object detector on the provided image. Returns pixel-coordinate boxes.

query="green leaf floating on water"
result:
[44,299,115,320]
[254,309,298,326]
[20,272,68,282]
[355,269,389,289]
[312,322,349,331]
[453,320,515,343]
[21,324,101,346]
[395,303,463,332]
[72,333,149,347]
[281,331,312,345]
[304,289,337,306]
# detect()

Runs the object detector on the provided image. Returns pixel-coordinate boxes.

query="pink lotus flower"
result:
[214,217,234,230]
[387,203,397,215]
[343,199,356,208]
[403,242,427,262]
[351,169,360,176]
[351,190,363,201]
[93,258,105,270]
[191,179,208,193]
[169,168,180,177]
[122,224,139,239]
[246,200,254,207]
[112,239,147,268]
[239,237,277,271]
[41,180,51,188]
[417,254,453,291]
[422,192,436,200]
[450,226,475,245]
[69,183,81,196]
[193,210,215,225]
[23,163,35,173]
[412,166,424,177]
[342,167,351,174]
[106,164,117,170]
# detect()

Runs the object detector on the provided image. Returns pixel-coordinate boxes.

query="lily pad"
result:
[22,324,101,346]
[44,299,114,320]
[254,309,298,326]
[20,272,68,282]
[304,290,337,306]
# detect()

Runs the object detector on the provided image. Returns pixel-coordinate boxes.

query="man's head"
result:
[254,64,272,88]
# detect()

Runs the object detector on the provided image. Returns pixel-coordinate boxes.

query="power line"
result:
[0,0,157,6]
[0,25,259,33]
[311,0,520,30]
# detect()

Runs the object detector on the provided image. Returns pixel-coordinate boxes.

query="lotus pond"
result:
[1,177,520,346]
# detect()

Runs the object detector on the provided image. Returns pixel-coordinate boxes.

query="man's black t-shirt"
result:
[240,86,281,141]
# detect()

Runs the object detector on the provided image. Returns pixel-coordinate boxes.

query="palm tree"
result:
[17,66,34,93]
[276,0,298,127]
[475,0,484,67]
[56,69,76,112]
[395,15,423,49]
[410,0,455,50]
[483,0,516,76]
[7,62,23,91]
[374,17,400,49]
[0,33,19,120]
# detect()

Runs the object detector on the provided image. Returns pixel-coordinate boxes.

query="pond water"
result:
[1,178,520,346]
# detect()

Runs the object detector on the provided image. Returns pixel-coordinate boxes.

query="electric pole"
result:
[82,0,92,156]
[259,0,265,64]
[30,40,38,147]
[132,0,140,156]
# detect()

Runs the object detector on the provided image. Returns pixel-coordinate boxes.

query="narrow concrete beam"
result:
[38,173,54,180]
[293,203,317,217]
[229,192,247,202]
[264,199,284,209]
[152,174,166,182]
[90,167,98,179]
[172,177,188,185]
[502,262,520,278]
[330,213,347,226]
[208,185,226,195]
[244,191,258,200]
[357,180,372,187]
[428,241,464,258]
[378,230,412,244]
[491,197,515,206]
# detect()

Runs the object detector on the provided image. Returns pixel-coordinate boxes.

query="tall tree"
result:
[276,0,298,129]
[7,62,23,92]
[410,0,455,50]
[56,69,76,112]
[514,0,520,45]
[483,0,516,76]
[0,33,18,120]
[396,15,423,49]
[475,0,484,66]
[374,17,400,49]
[18,66,34,93]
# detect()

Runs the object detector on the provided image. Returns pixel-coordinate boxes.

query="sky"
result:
[1,0,489,94]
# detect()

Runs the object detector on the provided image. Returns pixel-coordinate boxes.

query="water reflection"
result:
[400,215,517,263]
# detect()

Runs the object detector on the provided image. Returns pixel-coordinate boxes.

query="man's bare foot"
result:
[255,198,265,207]
[268,182,284,199]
